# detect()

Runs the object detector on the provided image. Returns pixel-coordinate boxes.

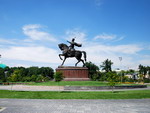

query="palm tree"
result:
[139,64,144,74]
[147,66,150,79]
[138,64,147,79]
[100,59,113,72]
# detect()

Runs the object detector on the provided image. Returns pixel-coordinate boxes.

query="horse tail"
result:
[82,51,87,62]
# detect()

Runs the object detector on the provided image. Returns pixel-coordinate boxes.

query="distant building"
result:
[125,73,138,80]
[0,55,7,68]
[0,63,7,69]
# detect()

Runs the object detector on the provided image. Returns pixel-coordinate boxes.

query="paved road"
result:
[0,85,64,91]
[0,99,150,113]
[0,85,149,91]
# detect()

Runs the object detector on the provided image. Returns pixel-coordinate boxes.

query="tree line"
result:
[0,59,150,83]
[0,66,54,82]
[85,59,150,83]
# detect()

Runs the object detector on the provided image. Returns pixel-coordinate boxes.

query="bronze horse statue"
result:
[58,43,87,67]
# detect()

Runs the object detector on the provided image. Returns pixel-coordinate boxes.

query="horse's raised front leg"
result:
[61,57,66,66]
[59,54,63,60]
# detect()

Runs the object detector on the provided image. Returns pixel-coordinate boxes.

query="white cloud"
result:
[111,44,142,54]
[23,24,57,42]
[65,29,87,44]
[94,33,117,40]
[113,36,124,42]
[0,46,60,64]
[0,38,16,44]
[138,55,150,66]
[82,43,143,70]
[84,44,142,55]
[14,64,30,68]
[139,59,150,66]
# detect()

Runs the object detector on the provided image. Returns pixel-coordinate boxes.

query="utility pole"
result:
[119,57,122,83]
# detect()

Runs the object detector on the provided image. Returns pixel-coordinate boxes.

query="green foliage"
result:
[138,74,144,83]
[91,73,99,81]
[36,75,45,82]
[54,72,64,82]
[107,72,118,86]
[30,75,37,82]
[144,78,150,83]
[138,64,149,80]
[43,76,51,82]
[27,67,39,77]
[22,76,31,82]
[8,69,22,82]
[0,66,54,82]
[98,72,107,81]
[0,68,5,82]
[107,72,119,92]
[122,76,130,82]
[39,67,54,79]
[100,59,113,72]
[85,61,99,80]
[147,66,150,79]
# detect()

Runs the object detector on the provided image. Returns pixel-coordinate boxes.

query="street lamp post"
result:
[119,57,122,83]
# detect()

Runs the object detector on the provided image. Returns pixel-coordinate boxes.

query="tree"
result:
[0,66,55,82]
[100,59,113,72]
[107,72,118,93]
[54,72,64,82]
[27,66,39,77]
[138,64,148,80]
[54,72,64,91]
[138,74,144,83]
[139,64,144,75]
[18,67,28,78]
[8,69,22,82]
[36,75,45,82]
[85,61,99,80]
[0,68,5,82]
[147,66,150,79]
[39,67,54,79]
[30,75,37,82]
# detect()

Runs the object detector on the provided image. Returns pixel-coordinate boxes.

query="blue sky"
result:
[0,0,150,70]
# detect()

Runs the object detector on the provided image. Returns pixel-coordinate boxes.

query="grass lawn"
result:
[0,90,150,99]
[1,81,144,86]
[146,84,150,86]
[29,81,109,86]
[28,81,139,86]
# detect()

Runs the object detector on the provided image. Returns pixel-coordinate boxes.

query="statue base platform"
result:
[56,66,89,81]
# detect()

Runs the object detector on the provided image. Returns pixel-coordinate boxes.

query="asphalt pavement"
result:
[0,85,150,91]
[0,99,150,113]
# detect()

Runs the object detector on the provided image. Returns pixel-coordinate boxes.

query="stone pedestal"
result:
[56,66,89,81]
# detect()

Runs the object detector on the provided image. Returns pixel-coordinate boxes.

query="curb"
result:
[64,85,147,90]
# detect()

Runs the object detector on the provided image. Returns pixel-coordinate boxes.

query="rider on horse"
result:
[67,38,82,56]
[58,38,86,66]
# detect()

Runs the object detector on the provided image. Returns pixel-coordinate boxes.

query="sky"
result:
[0,0,150,70]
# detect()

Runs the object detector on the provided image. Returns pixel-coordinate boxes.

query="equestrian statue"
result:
[58,38,87,67]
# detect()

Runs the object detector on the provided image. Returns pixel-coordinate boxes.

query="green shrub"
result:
[54,72,64,82]
[30,75,37,82]
[36,75,44,82]
[22,76,31,82]
[43,76,50,82]
[144,78,150,83]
